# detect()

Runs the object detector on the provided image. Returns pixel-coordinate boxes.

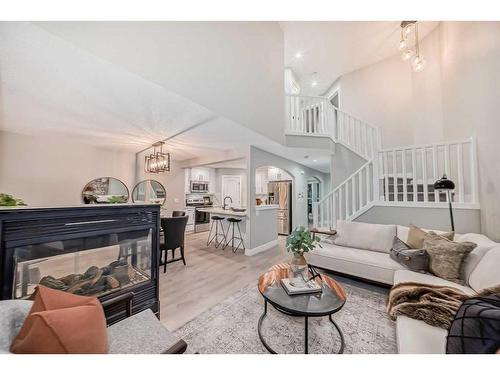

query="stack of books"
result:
[280,277,322,295]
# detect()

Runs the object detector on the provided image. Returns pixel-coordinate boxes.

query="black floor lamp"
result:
[434,174,456,231]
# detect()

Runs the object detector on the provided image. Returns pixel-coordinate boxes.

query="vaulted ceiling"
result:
[281,21,440,95]
[0,21,439,174]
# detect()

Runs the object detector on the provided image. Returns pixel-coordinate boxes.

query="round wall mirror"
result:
[81,177,129,204]
[132,180,166,205]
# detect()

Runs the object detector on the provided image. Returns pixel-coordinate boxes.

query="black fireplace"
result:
[0,204,160,325]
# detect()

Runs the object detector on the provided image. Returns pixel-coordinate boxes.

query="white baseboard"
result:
[245,239,279,256]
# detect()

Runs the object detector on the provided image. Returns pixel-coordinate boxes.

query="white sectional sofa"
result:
[305,221,500,354]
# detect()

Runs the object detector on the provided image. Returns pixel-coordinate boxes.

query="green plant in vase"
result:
[107,195,127,204]
[0,193,26,206]
[286,227,321,284]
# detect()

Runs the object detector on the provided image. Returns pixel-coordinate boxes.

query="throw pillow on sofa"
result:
[10,285,108,354]
[407,224,454,249]
[334,220,396,253]
[446,294,500,354]
[389,237,429,273]
[423,232,476,285]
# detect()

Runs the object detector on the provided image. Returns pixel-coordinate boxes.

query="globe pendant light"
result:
[401,49,413,61]
[398,26,408,51]
[412,22,425,72]
[413,55,426,72]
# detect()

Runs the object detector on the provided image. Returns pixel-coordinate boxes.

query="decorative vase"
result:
[289,252,308,285]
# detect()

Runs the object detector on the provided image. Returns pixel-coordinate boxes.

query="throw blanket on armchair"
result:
[387,282,500,329]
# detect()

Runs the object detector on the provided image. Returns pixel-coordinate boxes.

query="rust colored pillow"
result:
[10,285,108,354]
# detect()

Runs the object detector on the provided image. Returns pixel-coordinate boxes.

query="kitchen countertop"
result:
[255,204,279,210]
[196,206,247,217]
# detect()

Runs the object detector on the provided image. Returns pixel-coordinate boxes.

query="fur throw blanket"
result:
[387,282,500,329]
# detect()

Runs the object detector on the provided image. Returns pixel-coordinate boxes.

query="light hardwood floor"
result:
[159,232,288,330]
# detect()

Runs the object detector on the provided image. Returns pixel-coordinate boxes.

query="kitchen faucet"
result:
[223,196,233,210]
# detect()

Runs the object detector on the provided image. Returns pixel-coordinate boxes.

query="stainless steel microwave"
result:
[190,181,209,193]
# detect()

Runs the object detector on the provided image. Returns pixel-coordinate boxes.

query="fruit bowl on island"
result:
[230,207,246,212]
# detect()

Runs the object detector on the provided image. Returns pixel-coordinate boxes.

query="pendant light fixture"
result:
[399,21,426,72]
[145,141,170,173]
[412,22,426,72]
[398,26,408,51]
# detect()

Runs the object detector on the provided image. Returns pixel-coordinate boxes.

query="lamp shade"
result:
[434,174,455,191]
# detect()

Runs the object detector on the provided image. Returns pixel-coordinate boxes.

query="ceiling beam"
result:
[136,115,218,155]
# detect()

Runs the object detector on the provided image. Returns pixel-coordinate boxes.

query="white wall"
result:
[356,206,481,234]
[338,26,445,149]
[0,129,213,215]
[439,22,500,240]
[0,130,135,206]
[331,144,366,189]
[334,22,500,240]
[339,54,415,148]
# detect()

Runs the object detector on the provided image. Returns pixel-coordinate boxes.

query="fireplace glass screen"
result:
[12,229,152,299]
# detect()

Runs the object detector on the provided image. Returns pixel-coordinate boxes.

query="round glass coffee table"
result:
[257,263,347,354]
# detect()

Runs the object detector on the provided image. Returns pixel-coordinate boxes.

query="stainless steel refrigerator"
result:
[268,181,292,235]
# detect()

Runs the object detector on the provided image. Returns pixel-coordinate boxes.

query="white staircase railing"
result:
[377,138,479,207]
[334,106,381,160]
[313,160,378,229]
[286,95,480,228]
[285,94,380,160]
[285,95,334,135]
[313,137,479,229]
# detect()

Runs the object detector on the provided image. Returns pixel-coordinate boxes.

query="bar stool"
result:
[207,216,226,248]
[223,218,245,253]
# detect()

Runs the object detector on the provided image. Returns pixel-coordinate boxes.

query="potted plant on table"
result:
[286,226,321,281]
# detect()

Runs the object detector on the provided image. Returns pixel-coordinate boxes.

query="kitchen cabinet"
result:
[255,169,269,194]
[268,167,284,181]
[184,169,191,194]
[208,168,217,194]
[185,207,195,232]
[191,167,210,182]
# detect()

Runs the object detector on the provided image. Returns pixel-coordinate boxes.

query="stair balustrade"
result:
[285,94,333,136]
[313,160,377,229]
[377,138,478,206]
[285,94,479,229]
[285,94,380,160]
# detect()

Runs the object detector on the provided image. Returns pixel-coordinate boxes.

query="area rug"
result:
[174,275,397,354]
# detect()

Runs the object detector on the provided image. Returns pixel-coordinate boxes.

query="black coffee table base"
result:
[258,300,345,354]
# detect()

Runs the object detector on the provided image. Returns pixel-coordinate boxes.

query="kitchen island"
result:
[196,205,280,256]
[196,207,249,253]
[196,207,247,218]
[249,204,279,255]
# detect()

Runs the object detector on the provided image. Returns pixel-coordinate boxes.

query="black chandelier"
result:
[145,141,170,173]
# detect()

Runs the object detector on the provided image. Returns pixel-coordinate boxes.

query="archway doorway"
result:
[255,165,293,235]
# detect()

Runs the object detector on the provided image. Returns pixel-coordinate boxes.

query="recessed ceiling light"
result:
[311,72,318,87]
[313,159,318,162]
[294,51,303,59]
